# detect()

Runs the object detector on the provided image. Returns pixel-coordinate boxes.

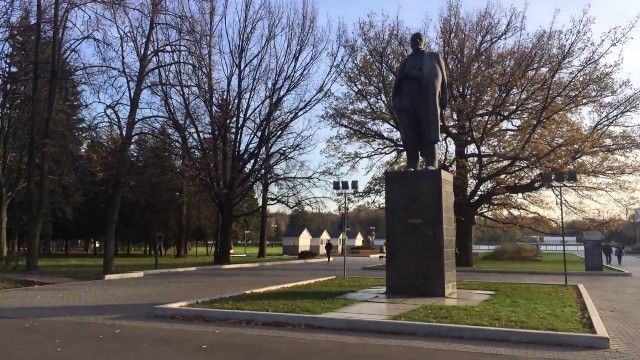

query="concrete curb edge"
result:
[103,258,327,280]
[578,283,609,341]
[154,279,609,349]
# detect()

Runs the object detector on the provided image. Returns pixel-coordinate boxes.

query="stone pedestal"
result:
[584,240,603,271]
[385,169,456,297]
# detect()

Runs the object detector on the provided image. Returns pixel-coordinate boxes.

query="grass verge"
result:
[0,246,292,280]
[473,252,611,272]
[191,277,593,333]
[395,282,593,333]
[192,277,385,314]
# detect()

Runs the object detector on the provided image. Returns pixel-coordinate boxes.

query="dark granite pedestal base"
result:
[385,169,456,297]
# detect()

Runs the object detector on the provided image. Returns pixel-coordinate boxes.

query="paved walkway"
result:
[0,256,638,359]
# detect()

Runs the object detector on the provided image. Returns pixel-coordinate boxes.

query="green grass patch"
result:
[0,245,291,280]
[192,277,386,314]
[395,282,593,333]
[192,277,593,334]
[473,252,609,272]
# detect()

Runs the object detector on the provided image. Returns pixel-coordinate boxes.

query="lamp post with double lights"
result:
[541,169,578,286]
[333,180,358,277]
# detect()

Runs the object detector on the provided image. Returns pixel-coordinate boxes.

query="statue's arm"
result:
[436,53,448,110]
[392,60,406,102]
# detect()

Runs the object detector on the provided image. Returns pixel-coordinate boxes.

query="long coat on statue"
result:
[392,50,448,152]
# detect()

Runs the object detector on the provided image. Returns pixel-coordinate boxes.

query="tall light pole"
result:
[634,208,640,247]
[333,180,358,278]
[272,224,278,249]
[244,230,250,255]
[542,169,578,286]
[369,226,376,248]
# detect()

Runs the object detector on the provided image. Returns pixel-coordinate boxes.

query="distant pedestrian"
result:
[615,244,624,266]
[325,240,334,262]
[602,243,612,265]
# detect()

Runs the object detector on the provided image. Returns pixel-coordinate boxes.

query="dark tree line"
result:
[0,0,340,273]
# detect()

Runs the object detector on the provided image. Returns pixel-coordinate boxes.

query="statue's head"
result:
[410,32,426,52]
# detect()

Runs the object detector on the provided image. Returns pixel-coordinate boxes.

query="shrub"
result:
[297,250,317,259]
[482,244,540,261]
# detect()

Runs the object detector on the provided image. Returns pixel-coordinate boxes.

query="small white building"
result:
[329,235,343,254]
[345,232,364,248]
[282,228,312,256]
[310,230,330,255]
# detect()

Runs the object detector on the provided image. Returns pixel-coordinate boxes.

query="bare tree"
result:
[22,0,94,270]
[91,0,172,274]
[155,0,342,264]
[0,0,25,259]
[325,2,640,266]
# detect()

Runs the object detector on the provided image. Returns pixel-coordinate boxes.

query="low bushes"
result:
[482,244,540,261]
[297,250,317,259]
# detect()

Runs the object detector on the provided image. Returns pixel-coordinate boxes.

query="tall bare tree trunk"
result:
[258,173,269,258]
[103,176,124,274]
[0,194,7,258]
[176,166,187,257]
[453,137,473,267]
[25,0,43,271]
[213,196,233,265]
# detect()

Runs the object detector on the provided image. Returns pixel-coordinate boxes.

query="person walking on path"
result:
[603,243,613,265]
[325,240,334,263]
[615,244,625,266]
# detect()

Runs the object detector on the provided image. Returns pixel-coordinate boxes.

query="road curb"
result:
[154,280,609,349]
[578,284,608,340]
[103,258,327,280]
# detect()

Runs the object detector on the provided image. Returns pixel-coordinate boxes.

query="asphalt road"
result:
[2,255,638,359]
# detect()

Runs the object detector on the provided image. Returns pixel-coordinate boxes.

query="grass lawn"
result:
[473,252,608,272]
[395,282,593,333]
[192,277,593,334]
[192,277,386,314]
[0,245,292,280]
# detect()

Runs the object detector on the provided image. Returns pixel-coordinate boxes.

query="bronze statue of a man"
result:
[392,32,448,170]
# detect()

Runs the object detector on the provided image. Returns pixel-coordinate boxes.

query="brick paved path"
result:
[0,256,638,359]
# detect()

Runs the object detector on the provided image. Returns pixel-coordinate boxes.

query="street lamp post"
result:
[244,230,250,255]
[369,226,376,248]
[272,224,278,249]
[542,169,578,286]
[333,180,358,278]
[633,208,640,247]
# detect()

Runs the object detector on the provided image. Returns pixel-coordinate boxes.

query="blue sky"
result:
[316,0,640,85]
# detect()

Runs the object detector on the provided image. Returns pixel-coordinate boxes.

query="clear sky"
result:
[316,0,640,84]
[307,1,640,214]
